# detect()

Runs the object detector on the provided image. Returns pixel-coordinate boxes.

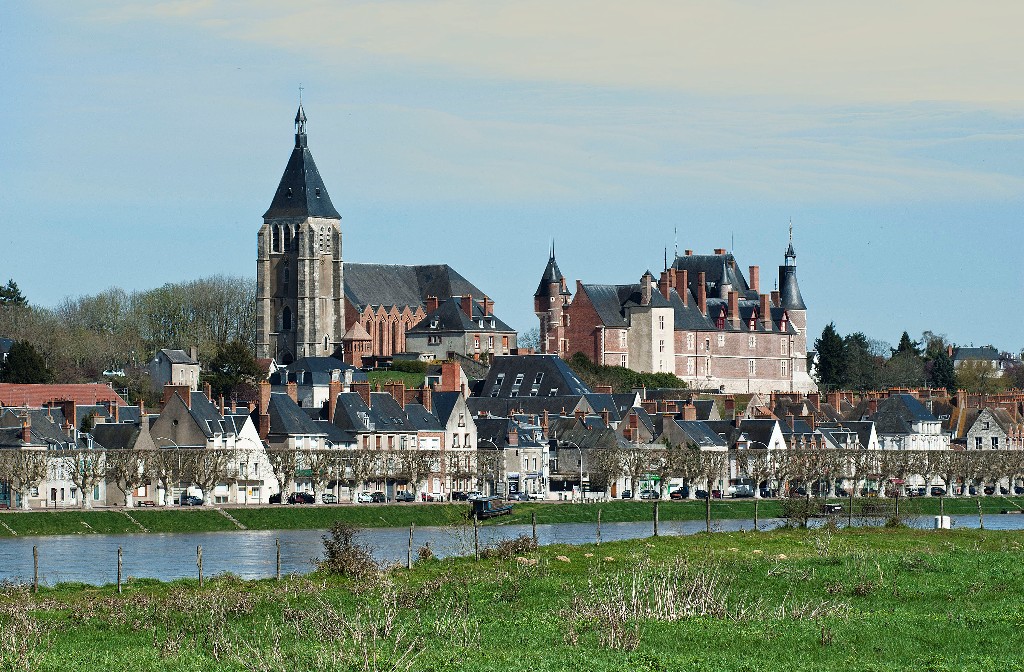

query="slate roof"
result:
[263,107,341,220]
[674,420,728,448]
[332,392,417,433]
[404,403,444,431]
[0,337,12,355]
[535,250,570,297]
[952,346,1000,363]
[872,394,939,434]
[582,393,622,422]
[344,263,485,311]
[477,355,591,399]
[159,349,198,365]
[270,356,366,386]
[267,393,326,437]
[406,298,515,335]
[92,423,142,450]
[431,391,462,426]
[467,395,589,418]
[778,266,806,311]
[671,254,756,300]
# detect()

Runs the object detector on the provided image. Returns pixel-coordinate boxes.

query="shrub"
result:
[319,522,379,579]
[481,535,539,560]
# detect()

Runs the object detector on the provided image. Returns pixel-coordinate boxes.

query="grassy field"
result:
[366,370,426,389]
[2,495,1022,537]
[5,526,1024,671]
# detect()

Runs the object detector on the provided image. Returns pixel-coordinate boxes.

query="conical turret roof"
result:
[263,106,341,220]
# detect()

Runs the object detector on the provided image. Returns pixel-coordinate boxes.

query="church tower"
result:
[534,244,571,355]
[256,105,344,364]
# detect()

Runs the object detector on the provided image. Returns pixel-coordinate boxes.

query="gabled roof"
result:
[267,392,326,437]
[344,263,485,311]
[671,253,755,300]
[187,392,234,437]
[0,384,127,407]
[674,420,729,448]
[476,354,591,399]
[872,394,939,434]
[332,391,417,433]
[92,423,142,450]
[579,283,672,328]
[952,346,1000,363]
[404,403,443,431]
[158,349,198,365]
[431,391,463,426]
[270,356,366,386]
[263,108,340,220]
[406,298,515,335]
[467,395,589,418]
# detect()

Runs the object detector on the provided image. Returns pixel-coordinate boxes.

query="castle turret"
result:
[534,243,571,354]
[778,222,806,331]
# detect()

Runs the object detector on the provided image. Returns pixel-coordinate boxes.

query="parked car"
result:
[529,492,544,500]
[983,485,996,496]
[450,491,469,501]
[321,493,337,504]
[287,492,315,504]
[620,490,633,499]
[639,489,659,500]
[727,484,755,498]
[270,493,283,504]
[1015,486,1024,496]
[834,487,850,497]
[465,491,485,501]
[507,491,530,502]
[670,488,688,500]
[930,486,947,497]
[370,491,387,503]
[759,487,778,498]
[356,492,373,503]
[695,489,708,500]
[180,495,203,506]
[906,486,926,497]
[394,491,416,503]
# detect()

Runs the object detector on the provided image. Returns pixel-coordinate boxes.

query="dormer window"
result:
[286,187,294,199]
[430,319,439,329]
[315,187,321,197]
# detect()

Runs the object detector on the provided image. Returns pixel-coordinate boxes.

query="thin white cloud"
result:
[87,0,1024,104]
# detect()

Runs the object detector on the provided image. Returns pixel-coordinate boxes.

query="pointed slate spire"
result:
[536,242,569,298]
[785,219,796,264]
[264,106,341,220]
[779,221,806,310]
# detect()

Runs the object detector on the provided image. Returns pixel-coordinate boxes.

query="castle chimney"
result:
[658,270,672,300]
[770,290,781,308]
[641,272,653,306]
[714,248,726,255]
[697,272,707,316]
[677,269,689,307]
[684,249,693,256]
[460,294,474,317]
[749,265,760,293]
[728,291,740,326]
[759,294,772,330]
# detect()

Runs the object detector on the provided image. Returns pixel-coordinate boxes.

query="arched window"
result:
[272,225,281,253]
[282,265,289,291]
[284,225,293,251]
[282,306,292,331]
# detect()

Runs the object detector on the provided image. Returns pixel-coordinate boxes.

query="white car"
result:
[465,491,485,501]
[355,492,373,503]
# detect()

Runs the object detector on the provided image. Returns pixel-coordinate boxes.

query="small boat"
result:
[470,496,513,520]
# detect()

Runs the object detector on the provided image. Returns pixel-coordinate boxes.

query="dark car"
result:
[394,491,416,503]
[270,493,282,504]
[621,490,633,499]
[287,492,315,504]
[835,487,850,497]
[180,495,203,506]
[507,491,530,502]
[450,491,469,501]
[931,486,947,496]
[759,487,778,498]
[370,491,387,503]
[1015,486,1024,496]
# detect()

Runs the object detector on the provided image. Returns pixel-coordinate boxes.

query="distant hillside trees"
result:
[0,275,256,396]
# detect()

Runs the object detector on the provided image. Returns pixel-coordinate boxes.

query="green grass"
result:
[3,495,1023,538]
[9,527,1024,670]
[366,369,426,388]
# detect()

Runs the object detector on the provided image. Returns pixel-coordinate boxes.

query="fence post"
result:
[407,523,415,570]
[531,511,537,545]
[705,493,711,534]
[597,509,602,546]
[753,498,759,532]
[978,499,984,530]
[117,546,123,594]
[276,538,281,581]
[197,545,203,587]
[33,546,38,593]
[939,496,944,519]
[653,501,659,537]
[848,492,854,528]
[473,515,480,560]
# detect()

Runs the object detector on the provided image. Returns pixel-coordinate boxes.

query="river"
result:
[1,514,1021,586]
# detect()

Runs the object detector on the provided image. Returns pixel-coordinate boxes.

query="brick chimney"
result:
[684,249,693,256]
[658,270,672,300]
[482,295,493,316]
[328,379,342,421]
[868,399,878,415]
[809,394,821,411]
[681,402,697,422]
[426,295,440,312]
[541,410,549,435]
[139,399,145,417]
[697,272,707,316]
[420,386,432,413]
[460,294,474,317]
[676,269,689,306]
[189,345,199,363]
[640,272,653,306]
[162,384,192,410]
[748,265,760,293]
[714,248,726,255]
[785,413,795,431]
[800,414,816,430]
[384,381,406,405]
[600,409,611,426]
[759,294,772,330]
[203,382,212,401]
[574,409,586,422]
[828,391,841,410]
[770,290,781,308]
[595,385,613,395]
[351,381,372,408]
[728,291,740,326]
[219,395,225,417]
[641,399,657,414]
[257,381,271,439]
[20,415,30,443]
[284,381,297,404]
[724,396,735,419]
[112,402,120,423]
[440,361,461,392]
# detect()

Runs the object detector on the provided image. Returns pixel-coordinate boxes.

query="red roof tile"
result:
[0,384,128,408]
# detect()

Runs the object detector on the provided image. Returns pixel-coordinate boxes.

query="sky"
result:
[2,1,1023,353]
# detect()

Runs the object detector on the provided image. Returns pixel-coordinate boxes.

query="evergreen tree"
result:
[813,323,846,391]
[927,349,956,391]
[843,332,881,391]
[0,279,27,307]
[0,340,53,383]
[202,340,263,399]
[894,331,921,357]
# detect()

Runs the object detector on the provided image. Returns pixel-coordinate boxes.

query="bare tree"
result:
[0,446,47,510]
[55,447,106,509]
[343,448,383,500]
[397,449,439,497]
[735,446,775,498]
[178,446,237,505]
[105,445,148,507]
[143,446,180,506]
[265,444,298,502]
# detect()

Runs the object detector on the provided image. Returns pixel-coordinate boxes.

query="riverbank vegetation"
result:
[5,526,1024,670]
[2,495,1023,537]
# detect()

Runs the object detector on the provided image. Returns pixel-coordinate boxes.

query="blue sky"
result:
[2,2,1023,352]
